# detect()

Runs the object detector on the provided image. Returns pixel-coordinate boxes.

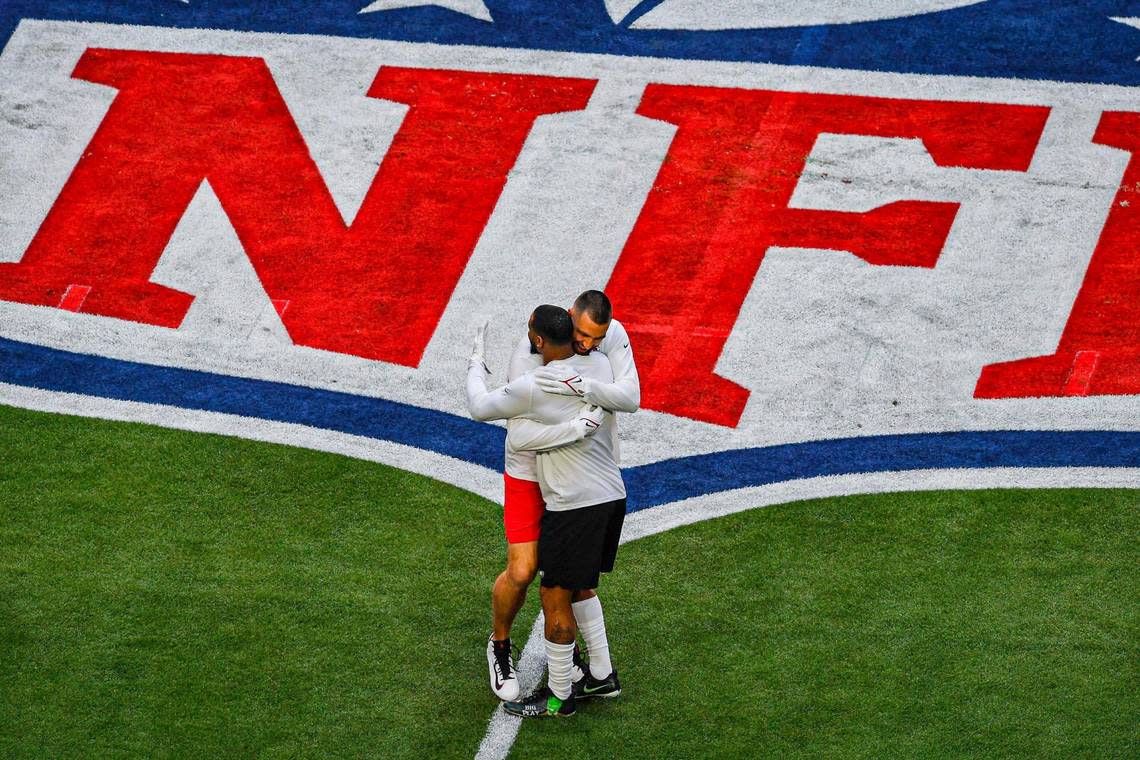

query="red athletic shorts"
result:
[503,473,545,544]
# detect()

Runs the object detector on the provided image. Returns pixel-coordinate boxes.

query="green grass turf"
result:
[517,491,1139,759]
[0,404,528,758]
[1,404,1137,758]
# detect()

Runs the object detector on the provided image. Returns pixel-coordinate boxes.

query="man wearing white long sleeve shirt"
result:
[477,292,639,703]
[468,303,632,718]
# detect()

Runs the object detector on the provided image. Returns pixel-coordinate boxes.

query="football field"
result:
[3,2,1140,757]
[3,404,1136,758]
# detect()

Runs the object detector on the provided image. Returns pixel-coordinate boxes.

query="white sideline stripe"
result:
[2,385,1138,758]
[476,465,1140,760]
[620,466,1140,543]
[0,383,503,504]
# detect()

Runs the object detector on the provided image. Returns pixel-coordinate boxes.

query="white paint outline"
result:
[0,383,502,503]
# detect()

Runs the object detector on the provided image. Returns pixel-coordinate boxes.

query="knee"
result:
[540,589,576,643]
[507,556,538,587]
[547,616,576,644]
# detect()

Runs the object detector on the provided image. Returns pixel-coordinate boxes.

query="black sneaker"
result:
[572,669,621,700]
[503,686,576,718]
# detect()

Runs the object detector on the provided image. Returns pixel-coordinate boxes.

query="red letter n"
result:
[0,49,596,365]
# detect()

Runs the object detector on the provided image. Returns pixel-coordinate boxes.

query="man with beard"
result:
[468,300,636,716]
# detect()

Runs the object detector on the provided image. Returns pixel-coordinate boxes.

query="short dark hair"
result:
[573,290,612,324]
[531,304,573,346]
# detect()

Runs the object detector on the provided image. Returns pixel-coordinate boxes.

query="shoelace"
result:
[494,643,521,680]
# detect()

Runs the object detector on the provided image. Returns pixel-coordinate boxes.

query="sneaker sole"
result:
[488,667,519,701]
[577,688,621,700]
[493,685,520,701]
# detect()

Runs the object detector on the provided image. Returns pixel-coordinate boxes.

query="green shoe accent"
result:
[547,695,563,714]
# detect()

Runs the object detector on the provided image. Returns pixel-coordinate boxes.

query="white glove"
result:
[573,404,605,438]
[469,320,490,374]
[534,366,593,398]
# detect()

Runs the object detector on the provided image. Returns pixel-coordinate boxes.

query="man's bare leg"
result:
[491,541,538,640]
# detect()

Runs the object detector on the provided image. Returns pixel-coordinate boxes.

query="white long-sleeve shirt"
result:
[467,352,626,511]
[504,318,640,481]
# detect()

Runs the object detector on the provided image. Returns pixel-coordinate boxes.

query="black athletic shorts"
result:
[538,498,626,590]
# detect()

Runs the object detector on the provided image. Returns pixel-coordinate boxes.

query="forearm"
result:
[465,363,495,420]
[466,364,527,421]
[507,417,585,452]
[583,374,640,413]
[591,323,641,412]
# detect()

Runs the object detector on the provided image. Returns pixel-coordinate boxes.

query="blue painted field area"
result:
[4,337,1139,511]
[3,1,1139,85]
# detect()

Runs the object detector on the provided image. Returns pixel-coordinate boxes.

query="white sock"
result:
[572,596,613,679]
[544,638,575,700]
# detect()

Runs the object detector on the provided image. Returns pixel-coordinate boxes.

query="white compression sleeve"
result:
[544,638,576,700]
[572,595,612,679]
